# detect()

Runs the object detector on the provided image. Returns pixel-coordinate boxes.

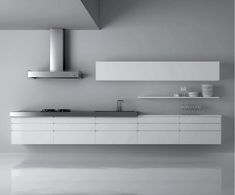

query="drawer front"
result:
[95,117,137,124]
[179,115,221,124]
[96,124,137,131]
[180,124,221,131]
[11,117,53,124]
[54,124,95,131]
[138,115,179,123]
[53,117,95,124]
[96,131,137,144]
[54,131,95,144]
[11,124,53,131]
[138,124,178,131]
[11,131,53,144]
[179,131,221,144]
[138,131,179,144]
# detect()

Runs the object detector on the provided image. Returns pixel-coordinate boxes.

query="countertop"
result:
[10,111,139,117]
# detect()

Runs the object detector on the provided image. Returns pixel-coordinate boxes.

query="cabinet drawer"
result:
[11,131,53,144]
[11,117,53,124]
[138,124,178,131]
[54,131,95,144]
[138,115,179,123]
[96,131,137,144]
[180,124,221,131]
[53,117,95,124]
[179,115,221,124]
[54,124,95,131]
[138,131,179,144]
[11,124,53,131]
[179,131,221,144]
[95,117,137,124]
[96,124,137,131]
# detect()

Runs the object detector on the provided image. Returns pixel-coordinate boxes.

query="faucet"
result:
[116,100,124,112]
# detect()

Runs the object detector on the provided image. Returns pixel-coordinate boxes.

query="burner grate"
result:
[41,109,71,112]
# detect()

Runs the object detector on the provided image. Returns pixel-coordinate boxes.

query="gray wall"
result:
[0,0,233,153]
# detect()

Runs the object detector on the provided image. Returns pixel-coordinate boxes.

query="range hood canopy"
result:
[28,29,82,79]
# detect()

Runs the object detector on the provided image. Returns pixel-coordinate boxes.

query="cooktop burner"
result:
[41,109,71,112]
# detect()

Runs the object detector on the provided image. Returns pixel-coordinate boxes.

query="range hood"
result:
[28,29,82,79]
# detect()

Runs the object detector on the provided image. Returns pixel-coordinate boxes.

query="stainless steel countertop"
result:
[10,111,139,117]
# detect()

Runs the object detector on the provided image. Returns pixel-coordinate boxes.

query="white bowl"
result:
[188,91,199,97]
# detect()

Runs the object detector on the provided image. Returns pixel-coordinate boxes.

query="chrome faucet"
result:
[117,100,124,112]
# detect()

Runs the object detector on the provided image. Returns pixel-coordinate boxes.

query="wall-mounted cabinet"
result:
[10,115,221,145]
[96,61,220,81]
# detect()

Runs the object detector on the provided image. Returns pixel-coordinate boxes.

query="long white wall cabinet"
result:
[10,115,221,145]
[96,61,220,81]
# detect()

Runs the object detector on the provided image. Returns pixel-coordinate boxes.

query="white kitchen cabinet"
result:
[138,115,179,123]
[179,131,221,144]
[96,124,137,131]
[96,61,220,81]
[54,131,95,144]
[11,124,53,131]
[137,115,179,144]
[179,115,221,124]
[179,115,221,144]
[11,131,53,144]
[53,117,96,144]
[95,117,137,144]
[138,131,179,144]
[137,115,221,145]
[96,131,137,144]
[138,124,179,131]
[96,117,137,124]
[53,117,95,124]
[54,124,95,131]
[10,115,222,145]
[179,124,221,131]
[11,117,53,144]
[11,117,53,124]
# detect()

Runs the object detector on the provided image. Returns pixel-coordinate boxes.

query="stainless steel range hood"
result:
[28,28,82,79]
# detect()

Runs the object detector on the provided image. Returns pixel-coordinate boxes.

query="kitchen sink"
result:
[95,111,138,117]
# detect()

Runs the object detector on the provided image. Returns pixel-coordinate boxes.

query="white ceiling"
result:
[0,0,100,29]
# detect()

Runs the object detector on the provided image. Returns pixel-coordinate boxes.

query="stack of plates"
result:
[188,91,200,97]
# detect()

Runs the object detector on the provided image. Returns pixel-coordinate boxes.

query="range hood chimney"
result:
[28,28,82,79]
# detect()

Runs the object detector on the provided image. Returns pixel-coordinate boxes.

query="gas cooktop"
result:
[41,109,71,112]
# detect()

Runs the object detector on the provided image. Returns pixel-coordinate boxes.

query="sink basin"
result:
[95,111,138,117]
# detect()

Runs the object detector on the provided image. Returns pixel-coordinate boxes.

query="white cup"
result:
[201,84,213,97]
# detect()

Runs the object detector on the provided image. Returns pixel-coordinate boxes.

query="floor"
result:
[0,152,234,195]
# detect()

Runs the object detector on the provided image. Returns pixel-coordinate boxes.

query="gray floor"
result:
[0,152,234,195]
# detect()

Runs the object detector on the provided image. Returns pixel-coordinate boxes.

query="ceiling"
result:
[0,0,100,29]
